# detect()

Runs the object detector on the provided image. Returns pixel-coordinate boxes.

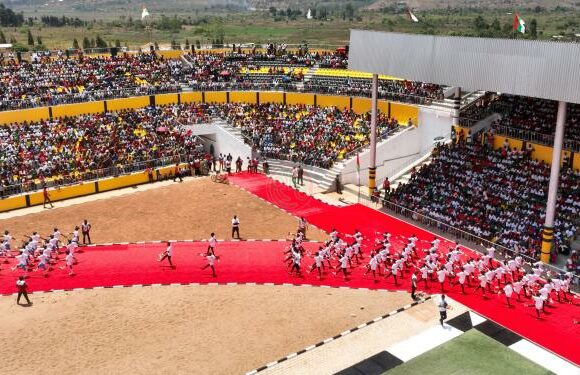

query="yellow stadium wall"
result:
[493,135,524,151]
[378,100,388,115]
[391,103,419,126]
[52,101,105,118]
[107,96,150,112]
[574,153,580,170]
[286,93,314,106]
[317,95,350,110]
[352,98,371,114]
[29,183,96,206]
[98,172,149,192]
[155,93,179,106]
[181,92,203,103]
[259,92,284,104]
[530,143,553,164]
[0,107,50,125]
[0,195,27,212]
[205,92,228,104]
[157,50,184,59]
[230,91,258,104]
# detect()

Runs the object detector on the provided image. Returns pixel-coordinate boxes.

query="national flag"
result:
[141,7,150,20]
[408,8,419,23]
[356,153,360,185]
[513,13,525,34]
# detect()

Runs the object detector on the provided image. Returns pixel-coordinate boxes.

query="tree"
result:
[185,38,190,50]
[95,35,107,48]
[195,39,201,49]
[0,30,6,44]
[36,36,42,45]
[530,19,538,39]
[154,41,159,50]
[72,38,79,49]
[474,16,488,31]
[27,29,34,45]
[491,18,501,32]
[82,37,90,49]
[115,39,121,47]
[345,3,354,20]
[269,6,277,16]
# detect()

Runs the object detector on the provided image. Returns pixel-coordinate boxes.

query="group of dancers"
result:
[1,227,82,277]
[157,232,221,277]
[283,228,577,319]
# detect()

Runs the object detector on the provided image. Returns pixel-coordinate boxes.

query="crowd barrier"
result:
[454,126,579,169]
[0,163,189,213]
[0,91,419,126]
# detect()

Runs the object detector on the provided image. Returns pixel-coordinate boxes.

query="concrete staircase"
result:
[263,159,345,192]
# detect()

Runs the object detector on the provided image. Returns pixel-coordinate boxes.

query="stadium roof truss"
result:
[348,30,580,104]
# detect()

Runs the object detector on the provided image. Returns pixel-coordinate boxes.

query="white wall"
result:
[418,106,453,153]
[186,123,252,161]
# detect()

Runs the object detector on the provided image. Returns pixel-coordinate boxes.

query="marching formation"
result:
[283,227,576,320]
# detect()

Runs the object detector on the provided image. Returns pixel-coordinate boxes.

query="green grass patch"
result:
[385,330,553,375]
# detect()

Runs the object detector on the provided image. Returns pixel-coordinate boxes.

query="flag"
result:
[513,13,525,34]
[142,7,150,20]
[408,8,419,23]
[356,153,360,185]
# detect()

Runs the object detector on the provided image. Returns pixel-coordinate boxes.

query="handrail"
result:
[357,196,578,288]
[492,124,580,153]
[343,126,402,160]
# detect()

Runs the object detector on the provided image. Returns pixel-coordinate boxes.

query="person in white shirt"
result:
[512,280,523,301]
[334,253,349,280]
[158,242,174,268]
[297,217,308,238]
[456,267,467,294]
[289,248,302,276]
[437,267,448,293]
[503,282,514,307]
[71,226,80,244]
[385,260,400,285]
[364,251,379,281]
[531,292,544,319]
[35,253,50,276]
[201,252,217,277]
[411,273,418,299]
[308,250,324,279]
[207,233,217,255]
[438,294,450,326]
[81,219,92,245]
[60,250,75,276]
[16,276,31,305]
[231,215,240,239]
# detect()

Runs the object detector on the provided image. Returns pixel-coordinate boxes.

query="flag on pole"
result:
[513,13,526,34]
[408,8,419,23]
[356,153,360,184]
[142,7,150,20]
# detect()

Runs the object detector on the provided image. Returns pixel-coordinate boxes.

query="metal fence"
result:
[0,153,190,198]
[492,124,580,153]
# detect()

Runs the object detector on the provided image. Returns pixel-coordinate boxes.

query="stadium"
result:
[0,25,579,375]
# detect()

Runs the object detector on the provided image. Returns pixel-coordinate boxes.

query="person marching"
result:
[231,216,240,239]
[158,242,175,268]
[308,250,324,279]
[60,250,75,276]
[503,282,514,307]
[16,276,31,305]
[201,252,218,277]
[81,219,92,245]
[207,233,217,255]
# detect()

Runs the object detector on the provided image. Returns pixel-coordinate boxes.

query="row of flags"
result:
[406,8,527,34]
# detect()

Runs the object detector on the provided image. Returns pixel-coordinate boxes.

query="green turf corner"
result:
[384,330,554,375]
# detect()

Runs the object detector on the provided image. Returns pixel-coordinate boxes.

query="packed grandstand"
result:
[0,46,578,278]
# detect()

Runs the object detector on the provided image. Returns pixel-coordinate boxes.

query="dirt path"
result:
[0,178,327,244]
[0,285,410,375]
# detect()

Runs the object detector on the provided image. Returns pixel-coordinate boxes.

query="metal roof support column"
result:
[541,101,567,263]
[368,74,378,195]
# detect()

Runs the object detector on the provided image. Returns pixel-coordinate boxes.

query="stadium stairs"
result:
[261,159,345,192]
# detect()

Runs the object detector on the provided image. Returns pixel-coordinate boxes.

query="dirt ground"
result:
[0,178,327,244]
[0,285,411,375]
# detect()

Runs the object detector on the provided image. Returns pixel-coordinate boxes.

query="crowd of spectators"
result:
[0,102,400,194]
[219,103,399,168]
[0,52,184,111]
[0,47,445,111]
[387,136,580,261]
[0,103,215,193]
[489,95,580,144]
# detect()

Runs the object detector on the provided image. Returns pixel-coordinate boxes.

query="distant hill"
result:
[364,0,580,10]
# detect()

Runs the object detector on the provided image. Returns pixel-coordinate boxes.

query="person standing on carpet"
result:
[231,216,240,239]
[158,242,174,268]
[207,233,217,255]
[411,272,418,300]
[16,276,31,305]
[81,219,92,245]
[438,294,450,325]
[297,217,308,239]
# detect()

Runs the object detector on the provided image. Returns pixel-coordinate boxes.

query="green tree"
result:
[36,35,42,45]
[0,30,6,44]
[345,3,354,20]
[82,37,90,49]
[184,38,190,50]
[530,19,538,39]
[27,29,34,45]
[474,16,488,31]
[269,6,277,16]
[491,18,501,32]
[195,39,201,49]
[115,39,121,47]
[154,41,159,50]
[95,34,107,48]
[72,38,79,49]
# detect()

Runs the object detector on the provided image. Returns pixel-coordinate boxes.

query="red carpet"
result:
[230,172,580,365]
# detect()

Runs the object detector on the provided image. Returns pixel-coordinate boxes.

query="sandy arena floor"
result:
[0,285,411,375]
[0,178,327,244]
